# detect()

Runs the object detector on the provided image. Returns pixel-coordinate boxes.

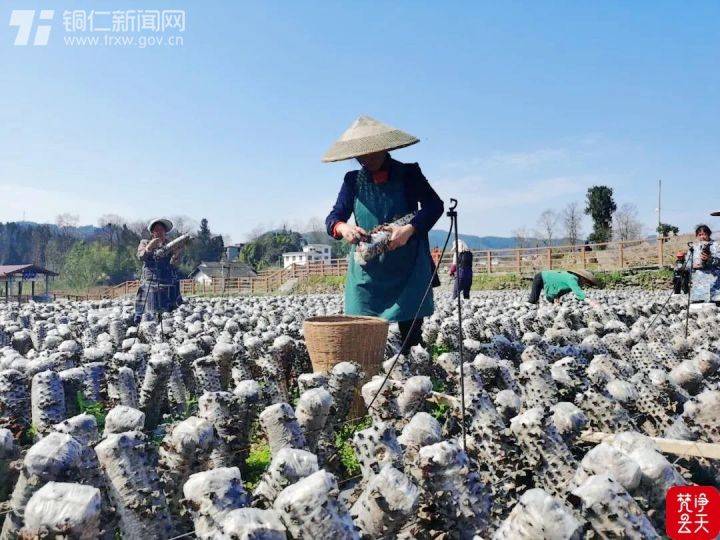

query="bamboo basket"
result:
[303,315,389,414]
[303,315,389,373]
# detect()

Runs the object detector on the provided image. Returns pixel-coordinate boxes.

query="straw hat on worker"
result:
[323,115,444,355]
[322,116,420,163]
[147,218,173,233]
[568,268,598,285]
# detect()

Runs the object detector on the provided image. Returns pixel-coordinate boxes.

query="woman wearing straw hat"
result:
[134,217,185,324]
[527,268,600,308]
[324,116,444,353]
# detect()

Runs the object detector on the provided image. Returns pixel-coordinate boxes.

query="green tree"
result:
[240,230,305,270]
[330,239,351,258]
[180,218,225,274]
[59,243,115,290]
[302,229,348,258]
[56,236,141,291]
[198,218,211,243]
[657,223,679,237]
[585,186,617,244]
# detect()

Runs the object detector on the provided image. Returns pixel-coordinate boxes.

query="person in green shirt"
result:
[527,269,599,307]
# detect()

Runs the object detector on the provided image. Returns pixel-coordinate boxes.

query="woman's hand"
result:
[146,238,162,252]
[337,223,367,244]
[388,224,415,251]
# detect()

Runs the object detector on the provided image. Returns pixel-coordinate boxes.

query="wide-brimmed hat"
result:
[322,116,419,163]
[568,268,597,285]
[147,217,173,233]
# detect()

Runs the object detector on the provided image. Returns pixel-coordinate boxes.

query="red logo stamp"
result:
[666,485,720,540]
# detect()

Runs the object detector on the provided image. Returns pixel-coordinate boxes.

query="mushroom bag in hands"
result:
[354,213,416,266]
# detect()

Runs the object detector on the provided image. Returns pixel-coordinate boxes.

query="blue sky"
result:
[2,1,719,240]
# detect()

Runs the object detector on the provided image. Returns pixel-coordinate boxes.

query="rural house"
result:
[282,244,331,268]
[189,261,257,285]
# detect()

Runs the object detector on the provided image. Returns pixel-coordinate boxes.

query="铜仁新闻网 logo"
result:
[9,9,55,46]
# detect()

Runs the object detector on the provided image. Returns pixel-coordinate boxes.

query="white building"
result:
[189,261,257,284]
[282,244,332,268]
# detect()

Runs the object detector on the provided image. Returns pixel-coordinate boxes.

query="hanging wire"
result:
[448,199,467,452]
[167,531,196,540]
[684,243,695,338]
[360,220,456,438]
[636,287,676,341]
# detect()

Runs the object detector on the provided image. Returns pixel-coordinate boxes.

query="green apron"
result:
[344,162,435,322]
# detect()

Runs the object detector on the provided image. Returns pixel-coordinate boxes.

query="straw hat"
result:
[568,269,597,285]
[322,116,419,163]
[147,217,173,233]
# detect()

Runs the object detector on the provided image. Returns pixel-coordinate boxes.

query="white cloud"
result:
[433,174,586,211]
[431,139,619,234]
[445,147,573,173]
[476,176,586,209]
[484,148,570,170]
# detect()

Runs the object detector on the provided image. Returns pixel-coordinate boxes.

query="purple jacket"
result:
[325,158,444,237]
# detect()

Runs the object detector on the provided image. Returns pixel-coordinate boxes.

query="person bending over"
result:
[527,269,599,308]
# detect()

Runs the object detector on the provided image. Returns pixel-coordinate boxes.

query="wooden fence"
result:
[438,235,689,275]
[53,259,350,301]
[52,235,688,301]
[178,260,349,296]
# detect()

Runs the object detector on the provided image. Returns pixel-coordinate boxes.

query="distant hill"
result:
[13,221,102,238]
[303,228,568,252]
[428,230,569,250]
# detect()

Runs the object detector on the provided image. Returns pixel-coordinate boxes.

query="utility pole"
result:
[657,179,662,233]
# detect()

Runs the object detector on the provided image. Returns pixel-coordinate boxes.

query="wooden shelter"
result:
[0,264,58,302]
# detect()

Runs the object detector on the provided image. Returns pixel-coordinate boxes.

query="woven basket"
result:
[303,315,389,375]
[303,316,389,415]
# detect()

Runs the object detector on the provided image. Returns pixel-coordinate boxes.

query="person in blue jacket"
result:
[324,116,444,353]
[449,239,473,299]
